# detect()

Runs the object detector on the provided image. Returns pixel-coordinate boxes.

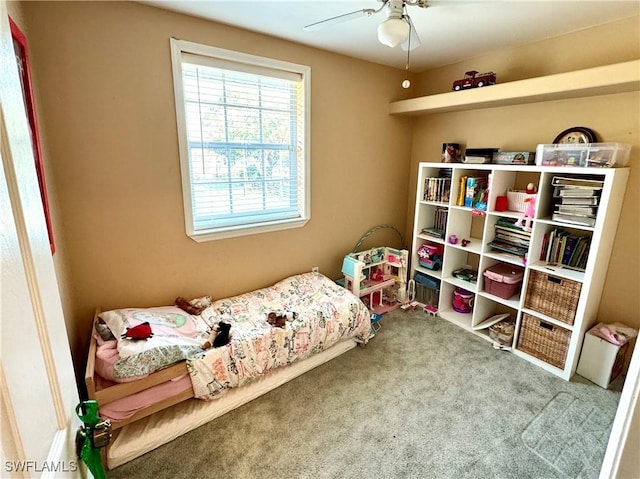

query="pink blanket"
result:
[94,334,193,421]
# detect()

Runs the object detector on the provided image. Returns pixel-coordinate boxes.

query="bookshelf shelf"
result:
[410,162,629,380]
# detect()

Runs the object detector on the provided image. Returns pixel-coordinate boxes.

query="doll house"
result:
[341,247,409,314]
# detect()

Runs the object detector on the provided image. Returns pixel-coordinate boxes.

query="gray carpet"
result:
[521,392,614,478]
[107,309,622,479]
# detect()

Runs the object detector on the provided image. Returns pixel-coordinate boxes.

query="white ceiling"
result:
[142,0,640,72]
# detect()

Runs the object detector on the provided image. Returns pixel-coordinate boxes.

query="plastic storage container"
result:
[483,263,524,299]
[452,287,474,313]
[535,143,631,168]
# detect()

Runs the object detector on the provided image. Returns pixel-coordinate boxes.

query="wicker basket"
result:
[506,189,532,212]
[517,314,571,369]
[524,270,581,325]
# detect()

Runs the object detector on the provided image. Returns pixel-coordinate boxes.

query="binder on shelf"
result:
[552,213,597,227]
[555,205,598,215]
[556,196,599,205]
[554,187,600,197]
[552,177,604,188]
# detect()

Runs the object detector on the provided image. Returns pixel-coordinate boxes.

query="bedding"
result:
[98,305,208,379]
[187,272,371,400]
[90,272,370,417]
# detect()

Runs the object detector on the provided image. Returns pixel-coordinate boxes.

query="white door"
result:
[0,1,83,477]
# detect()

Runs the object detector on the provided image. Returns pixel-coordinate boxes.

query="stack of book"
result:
[421,207,448,239]
[552,176,603,227]
[487,217,531,258]
[423,177,451,203]
[539,228,591,271]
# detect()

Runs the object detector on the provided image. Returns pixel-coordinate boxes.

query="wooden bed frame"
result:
[84,308,363,469]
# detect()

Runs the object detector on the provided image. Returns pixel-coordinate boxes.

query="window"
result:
[170,39,310,241]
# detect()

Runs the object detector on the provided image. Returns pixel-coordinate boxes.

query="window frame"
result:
[170,39,311,241]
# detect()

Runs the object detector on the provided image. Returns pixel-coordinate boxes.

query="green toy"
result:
[75,400,110,479]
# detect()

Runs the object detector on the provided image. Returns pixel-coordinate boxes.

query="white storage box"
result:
[576,323,631,388]
[536,143,631,168]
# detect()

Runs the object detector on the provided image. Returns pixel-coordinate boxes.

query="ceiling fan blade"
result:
[303,8,378,32]
[401,15,421,51]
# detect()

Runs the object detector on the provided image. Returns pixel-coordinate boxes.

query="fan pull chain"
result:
[402,13,411,89]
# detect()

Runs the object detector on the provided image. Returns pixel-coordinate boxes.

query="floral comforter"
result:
[186,272,371,400]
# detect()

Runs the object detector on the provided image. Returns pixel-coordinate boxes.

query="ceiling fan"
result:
[304,0,429,51]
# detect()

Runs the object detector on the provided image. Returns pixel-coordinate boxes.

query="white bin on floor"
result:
[577,322,636,389]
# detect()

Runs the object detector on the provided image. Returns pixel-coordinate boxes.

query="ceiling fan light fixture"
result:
[377,17,410,48]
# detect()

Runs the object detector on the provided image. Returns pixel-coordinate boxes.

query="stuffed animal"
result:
[121,322,153,340]
[202,321,232,349]
[266,311,298,328]
[175,296,211,315]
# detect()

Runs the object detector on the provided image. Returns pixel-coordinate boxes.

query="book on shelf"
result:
[421,228,445,239]
[540,228,591,269]
[494,224,531,238]
[495,217,531,235]
[495,232,530,247]
[456,176,467,206]
[435,207,447,229]
[488,239,528,257]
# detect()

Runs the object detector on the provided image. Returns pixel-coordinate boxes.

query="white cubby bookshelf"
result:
[410,162,629,380]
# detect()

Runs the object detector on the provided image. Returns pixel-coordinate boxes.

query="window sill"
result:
[187,217,310,242]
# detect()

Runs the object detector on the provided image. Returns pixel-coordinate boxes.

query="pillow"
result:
[98,306,206,359]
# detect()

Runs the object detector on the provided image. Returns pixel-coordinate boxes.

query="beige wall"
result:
[408,16,640,332]
[20,1,413,379]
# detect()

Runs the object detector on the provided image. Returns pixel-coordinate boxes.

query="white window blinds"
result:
[171,40,310,241]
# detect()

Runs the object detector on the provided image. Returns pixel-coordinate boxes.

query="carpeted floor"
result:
[107,309,622,479]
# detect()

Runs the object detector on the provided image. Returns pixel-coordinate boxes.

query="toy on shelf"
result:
[452,70,497,91]
[341,246,408,315]
[417,243,443,270]
[514,183,537,232]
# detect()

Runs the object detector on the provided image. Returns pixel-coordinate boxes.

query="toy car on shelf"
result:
[452,70,496,91]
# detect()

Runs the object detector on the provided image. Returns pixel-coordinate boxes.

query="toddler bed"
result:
[84,272,371,468]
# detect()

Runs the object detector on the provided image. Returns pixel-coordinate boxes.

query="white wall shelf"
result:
[389,60,640,116]
[410,162,629,380]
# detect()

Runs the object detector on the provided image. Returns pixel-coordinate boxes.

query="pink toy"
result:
[515,183,537,232]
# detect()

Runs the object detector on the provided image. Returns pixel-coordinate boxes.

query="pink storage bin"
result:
[483,263,524,299]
